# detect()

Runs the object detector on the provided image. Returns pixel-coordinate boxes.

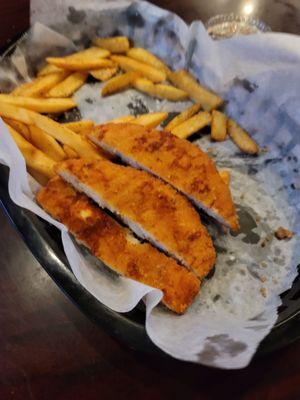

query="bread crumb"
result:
[260,287,267,297]
[275,227,294,240]
[260,261,268,268]
[260,234,273,247]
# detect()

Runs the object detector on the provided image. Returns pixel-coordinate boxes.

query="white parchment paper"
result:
[0,1,299,369]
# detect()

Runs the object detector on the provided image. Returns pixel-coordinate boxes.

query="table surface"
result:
[0,1,300,399]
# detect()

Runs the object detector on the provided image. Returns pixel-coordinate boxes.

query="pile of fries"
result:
[0,35,260,185]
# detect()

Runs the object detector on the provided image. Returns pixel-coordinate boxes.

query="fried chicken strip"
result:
[90,123,239,231]
[37,177,200,313]
[57,159,216,279]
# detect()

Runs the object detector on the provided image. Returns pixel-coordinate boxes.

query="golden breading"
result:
[37,177,200,313]
[57,159,216,279]
[90,123,239,231]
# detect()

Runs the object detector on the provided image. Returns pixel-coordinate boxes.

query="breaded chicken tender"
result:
[57,159,216,278]
[90,123,239,231]
[37,177,200,313]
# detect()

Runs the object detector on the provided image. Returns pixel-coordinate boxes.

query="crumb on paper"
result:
[240,193,245,200]
[274,227,294,240]
[260,261,268,268]
[260,276,267,283]
[260,233,273,248]
[260,287,267,297]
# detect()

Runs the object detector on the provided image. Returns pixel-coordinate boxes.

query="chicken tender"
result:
[90,123,239,231]
[57,159,216,278]
[37,177,200,313]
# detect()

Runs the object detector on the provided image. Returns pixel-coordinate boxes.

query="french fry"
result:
[168,69,223,111]
[170,111,211,139]
[101,71,138,96]
[127,48,170,73]
[0,103,37,124]
[164,103,201,132]
[28,125,66,161]
[2,118,31,141]
[6,125,55,180]
[93,36,130,53]
[11,81,34,96]
[0,94,76,113]
[90,67,118,81]
[38,64,64,76]
[32,115,104,160]
[133,112,168,129]
[63,144,79,158]
[219,170,231,186]
[228,119,260,155]
[63,120,95,135]
[46,72,88,98]
[133,77,188,101]
[0,103,103,160]
[111,55,166,83]
[47,47,113,71]
[211,110,227,141]
[27,167,50,186]
[109,115,135,123]
[19,72,70,97]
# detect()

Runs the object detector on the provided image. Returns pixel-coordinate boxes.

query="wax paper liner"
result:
[0,0,299,369]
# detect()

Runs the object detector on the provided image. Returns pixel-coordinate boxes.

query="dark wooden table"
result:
[0,1,300,399]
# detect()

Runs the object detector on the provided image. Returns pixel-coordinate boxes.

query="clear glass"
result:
[205,14,271,40]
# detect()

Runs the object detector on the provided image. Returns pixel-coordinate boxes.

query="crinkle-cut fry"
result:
[63,144,79,158]
[211,110,227,141]
[228,118,260,155]
[46,47,112,71]
[165,103,201,132]
[111,55,166,83]
[133,112,168,129]
[0,103,103,160]
[11,81,34,96]
[101,71,139,96]
[5,125,55,180]
[93,36,130,53]
[63,120,95,135]
[46,72,88,98]
[38,64,64,76]
[0,94,76,113]
[127,47,171,73]
[2,118,31,141]
[28,125,66,161]
[89,67,118,81]
[18,72,70,98]
[168,69,223,111]
[108,115,136,124]
[219,170,231,186]
[133,77,188,101]
[170,111,212,139]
